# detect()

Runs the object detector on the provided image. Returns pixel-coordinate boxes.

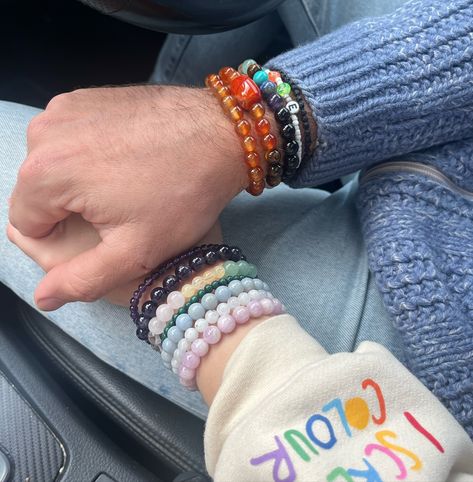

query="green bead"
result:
[247,263,258,278]
[197,289,205,298]
[224,260,239,277]
[276,82,291,97]
[163,327,169,338]
[211,281,220,289]
[177,307,185,315]
[241,58,257,75]
[205,284,213,293]
[190,295,199,304]
[237,260,250,276]
[172,314,177,322]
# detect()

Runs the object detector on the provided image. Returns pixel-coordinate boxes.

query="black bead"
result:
[204,250,218,265]
[218,245,231,260]
[276,107,290,123]
[136,327,149,340]
[285,140,299,156]
[230,246,242,261]
[240,254,247,261]
[189,255,205,271]
[150,287,167,303]
[281,123,296,140]
[141,300,156,317]
[163,274,178,291]
[137,315,150,329]
[175,264,192,280]
[269,163,283,177]
[286,155,299,169]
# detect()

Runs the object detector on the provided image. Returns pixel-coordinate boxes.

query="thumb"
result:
[34,230,145,311]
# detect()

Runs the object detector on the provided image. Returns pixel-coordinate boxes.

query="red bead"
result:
[255,118,270,135]
[230,75,262,110]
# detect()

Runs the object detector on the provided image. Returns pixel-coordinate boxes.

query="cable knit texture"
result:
[267,0,473,187]
[268,0,473,437]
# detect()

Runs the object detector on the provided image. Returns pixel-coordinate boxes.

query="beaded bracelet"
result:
[205,72,265,196]
[219,66,283,187]
[130,244,245,340]
[238,60,302,181]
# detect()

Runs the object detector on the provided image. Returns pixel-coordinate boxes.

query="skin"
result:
[7,85,252,310]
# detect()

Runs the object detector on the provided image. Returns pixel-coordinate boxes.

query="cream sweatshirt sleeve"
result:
[204,315,473,482]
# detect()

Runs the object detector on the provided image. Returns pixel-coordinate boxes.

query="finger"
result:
[34,229,146,311]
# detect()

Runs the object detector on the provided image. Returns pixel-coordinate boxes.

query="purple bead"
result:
[137,315,150,329]
[136,327,149,340]
[260,298,274,315]
[163,275,178,291]
[218,245,231,260]
[182,351,201,369]
[204,250,218,265]
[248,300,264,318]
[217,315,236,334]
[229,246,242,262]
[189,255,205,271]
[151,287,167,303]
[179,365,195,381]
[203,325,222,345]
[273,299,284,315]
[175,264,192,280]
[268,93,284,111]
[260,80,277,97]
[233,306,250,324]
[191,339,209,357]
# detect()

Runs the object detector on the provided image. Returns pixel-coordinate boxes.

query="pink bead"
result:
[272,299,284,314]
[180,378,197,390]
[148,317,166,335]
[155,304,173,322]
[233,305,250,324]
[217,314,236,334]
[260,298,274,315]
[248,300,264,318]
[167,291,185,309]
[182,350,201,369]
[203,325,222,345]
[191,338,209,357]
[179,365,195,381]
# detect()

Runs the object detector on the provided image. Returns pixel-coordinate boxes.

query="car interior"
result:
[0,1,345,480]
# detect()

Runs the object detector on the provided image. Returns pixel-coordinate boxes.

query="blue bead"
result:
[260,81,277,97]
[253,279,264,290]
[167,326,183,343]
[228,280,244,296]
[241,277,255,292]
[188,303,206,320]
[176,313,193,331]
[201,293,218,310]
[162,338,176,354]
[215,285,231,302]
[161,351,173,363]
[253,70,269,86]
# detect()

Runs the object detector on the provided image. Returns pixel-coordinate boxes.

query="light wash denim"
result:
[0,0,406,419]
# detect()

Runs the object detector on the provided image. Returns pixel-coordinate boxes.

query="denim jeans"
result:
[0,0,406,419]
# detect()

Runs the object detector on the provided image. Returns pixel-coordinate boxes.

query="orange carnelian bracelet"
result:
[206,66,283,195]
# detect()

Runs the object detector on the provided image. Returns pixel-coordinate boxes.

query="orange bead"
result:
[242,135,257,153]
[228,106,244,122]
[262,133,277,151]
[250,103,265,119]
[235,119,251,137]
[219,66,238,84]
[229,75,262,110]
[268,71,281,83]
[216,84,231,98]
[255,118,270,135]
[222,95,237,110]
[244,151,260,168]
[205,73,219,88]
[249,166,264,182]
[247,180,265,196]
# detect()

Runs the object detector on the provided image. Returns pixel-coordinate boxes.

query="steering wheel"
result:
[78,0,286,34]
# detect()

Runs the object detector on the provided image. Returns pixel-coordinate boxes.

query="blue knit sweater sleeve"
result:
[267,0,473,187]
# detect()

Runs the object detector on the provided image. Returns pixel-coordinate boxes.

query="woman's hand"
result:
[7,214,223,307]
[7,85,245,311]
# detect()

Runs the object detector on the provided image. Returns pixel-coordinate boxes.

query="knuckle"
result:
[18,152,49,182]
[46,92,72,111]
[27,113,52,141]
[68,276,97,302]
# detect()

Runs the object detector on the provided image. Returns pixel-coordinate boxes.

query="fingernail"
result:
[37,297,64,311]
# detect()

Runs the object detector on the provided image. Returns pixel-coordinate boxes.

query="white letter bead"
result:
[287,101,300,114]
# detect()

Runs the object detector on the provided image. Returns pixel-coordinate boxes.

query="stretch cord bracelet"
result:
[279,70,316,181]
[205,72,265,196]
[238,59,302,178]
[156,274,257,356]
[130,244,246,340]
[164,278,274,371]
[219,66,283,187]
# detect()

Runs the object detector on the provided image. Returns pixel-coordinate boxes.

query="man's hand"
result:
[8,85,245,311]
